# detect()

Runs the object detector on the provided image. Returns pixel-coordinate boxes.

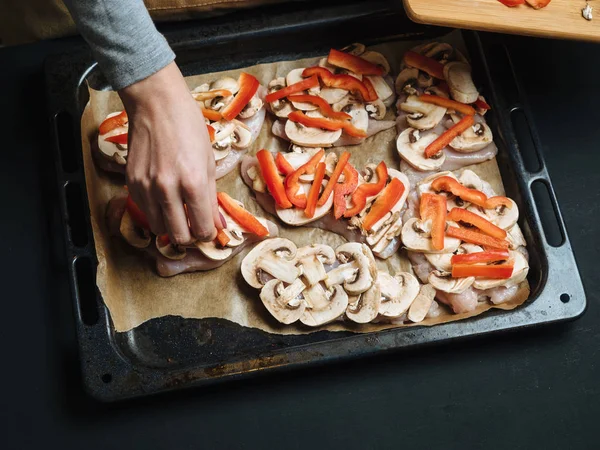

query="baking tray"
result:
[44,1,586,402]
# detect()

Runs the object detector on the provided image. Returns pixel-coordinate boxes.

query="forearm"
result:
[64,0,175,90]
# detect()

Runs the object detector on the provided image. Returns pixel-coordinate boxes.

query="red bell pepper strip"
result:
[451,250,510,265]
[447,208,508,240]
[216,229,231,247]
[419,94,476,116]
[363,77,379,104]
[99,111,128,135]
[425,115,475,158]
[420,193,447,251]
[474,97,492,110]
[265,75,320,103]
[275,152,295,176]
[403,51,445,80]
[126,194,150,230]
[333,163,359,219]
[206,124,215,143]
[343,161,388,218]
[304,162,326,218]
[221,72,260,121]
[302,67,378,102]
[317,151,351,206]
[287,110,367,138]
[485,196,513,210]
[431,176,488,207]
[256,149,292,209]
[104,132,128,145]
[327,48,385,76]
[284,149,325,209]
[287,94,351,121]
[446,226,509,250]
[524,0,550,9]
[157,234,171,247]
[452,263,514,279]
[497,0,525,6]
[217,192,269,237]
[362,178,405,231]
[199,108,223,122]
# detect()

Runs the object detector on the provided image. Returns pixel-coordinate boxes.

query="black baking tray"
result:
[44,0,586,402]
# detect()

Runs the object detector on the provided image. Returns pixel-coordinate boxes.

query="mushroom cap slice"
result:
[473,251,529,290]
[286,68,319,111]
[400,95,447,130]
[483,199,519,230]
[300,284,349,327]
[426,243,482,272]
[378,271,420,318]
[424,42,454,63]
[336,242,376,295]
[449,121,493,153]
[120,210,151,248]
[401,218,461,254]
[284,119,342,147]
[324,263,358,288]
[241,238,298,289]
[417,171,457,198]
[395,68,420,96]
[396,128,446,171]
[341,42,366,56]
[319,87,348,105]
[407,283,437,323]
[230,120,253,150]
[156,236,187,260]
[507,224,526,249]
[276,181,333,225]
[268,77,295,118]
[342,104,368,133]
[365,99,386,120]
[365,75,393,101]
[210,76,239,95]
[238,95,263,119]
[360,51,391,76]
[428,270,475,294]
[260,279,306,324]
[296,244,336,265]
[98,112,128,163]
[346,283,381,324]
[444,61,479,104]
[194,241,233,261]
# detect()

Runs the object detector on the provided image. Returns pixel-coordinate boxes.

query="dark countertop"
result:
[2,18,598,450]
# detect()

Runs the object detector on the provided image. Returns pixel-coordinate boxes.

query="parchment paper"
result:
[81,32,529,333]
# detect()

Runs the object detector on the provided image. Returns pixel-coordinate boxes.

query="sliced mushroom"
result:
[156,236,187,260]
[268,78,295,118]
[276,180,333,225]
[120,210,150,248]
[360,51,390,76]
[365,75,393,101]
[449,121,493,153]
[378,271,420,318]
[341,42,366,56]
[341,103,368,133]
[335,243,376,295]
[346,283,381,324]
[417,71,434,88]
[231,120,253,150]
[416,171,457,198]
[238,95,263,119]
[211,121,236,161]
[401,218,461,254]
[210,77,239,95]
[401,95,447,130]
[396,128,446,171]
[331,94,360,112]
[507,224,526,249]
[473,251,529,290]
[319,88,348,105]
[424,85,449,98]
[484,198,519,230]
[444,61,479,104]
[395,68,420,96]
[424,43,454,64]
[241,238,298,289]
[247,165,266,193]
[424,252,453,272]
[257,253,301,285]
[458,169,484,191]
[428,270,475,294]
[324,263,358,288]
[284,119,342,147]
[285,68,319,111]
[260,279,306,324]
[297,244,335,287]
[407,283,437,323]
[300,284,349,327]
[98,112,128,163]
[195,240,233,261]
[365,99,386,120]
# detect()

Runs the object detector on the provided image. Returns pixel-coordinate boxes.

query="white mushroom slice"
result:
[247,165,266,193]
[331,94,360,113]
[300,284,348,327]
[407,284,437,323]
[241,238,298,289]
[395,68,420,96]
[284,119,342,147]
[341,42,366,56]
[417,171,457,198]
[296,244,336,264]
[156,236,187,260]
[198,91,234,112]
[238,95,263,119]
[424,43,454,64]
[285,68,319,111]
[279,278,307,305]
[428,270,475,294]
[365,100,386,120]
[268,78,295,118]
[210,77,239,95]
[346,284,381,324]
[473,251,529,290]
[365,75,393,101]
[424,85,449,98]
[257,253,300,284]
[378,271,420,318]
[401,95,447,130]
[319,88,348,105]
[396,128,445,171]
[417,71,435,88]
[192,83,210,93]
[360,51,390,76]
[212,121,236,160]
[425,252,453,272]
[444,61,479,104]
[507,224,526,249]
[120,210,150,248]
[276,181,333,225]
[194,240,233,261]
[324,263,358,288]
[230,120,253,150]
[260,279,305,324]
[458,169,484,191]
[484,199,519,230]
[450,121,493,153]
[98,112,128,163]
[401,218,461,254]
[298,255,327,287]
[336,243,375,295]
[344,104,368,133]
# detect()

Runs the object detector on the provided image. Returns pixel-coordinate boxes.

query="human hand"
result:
[119,62,223,245]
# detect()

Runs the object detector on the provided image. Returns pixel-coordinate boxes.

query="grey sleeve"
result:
[63,0,175,90]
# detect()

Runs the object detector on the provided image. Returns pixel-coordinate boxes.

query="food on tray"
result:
[106,191,277,277]
[395,42,497,185]
[497,0,551,9]
[266,44,397,147]
[96,72,266,179]
[401,169,529,315]
[241,149,409,259]
[242,239,424,326]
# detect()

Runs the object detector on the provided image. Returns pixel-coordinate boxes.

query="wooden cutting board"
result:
[403,0,600,42]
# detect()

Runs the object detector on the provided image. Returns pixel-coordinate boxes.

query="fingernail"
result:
[220,212,227,229]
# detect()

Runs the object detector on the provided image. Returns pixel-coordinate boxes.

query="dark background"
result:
[1,4,598,449]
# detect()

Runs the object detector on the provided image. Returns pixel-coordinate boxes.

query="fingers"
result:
[156,180,193,246]
[205,155,224,231]
[182,171,217,242]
